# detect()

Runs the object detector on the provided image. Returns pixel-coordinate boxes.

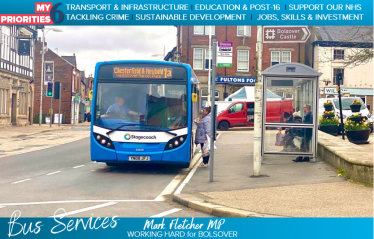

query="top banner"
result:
[0,0,373,25]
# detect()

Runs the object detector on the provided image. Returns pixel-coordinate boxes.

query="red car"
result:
[217,100,294,130]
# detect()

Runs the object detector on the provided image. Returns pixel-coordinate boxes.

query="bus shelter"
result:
[261,63,321,161]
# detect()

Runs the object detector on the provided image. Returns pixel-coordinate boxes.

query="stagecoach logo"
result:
[124,133,157,140]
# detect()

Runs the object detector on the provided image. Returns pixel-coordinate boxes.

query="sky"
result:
[39,26,177,77]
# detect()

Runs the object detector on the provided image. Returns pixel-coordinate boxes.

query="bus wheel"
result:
[106,163,118,167]
[218,121,229,131]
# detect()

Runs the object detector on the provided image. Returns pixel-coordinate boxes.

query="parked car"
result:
[217,99,294,130]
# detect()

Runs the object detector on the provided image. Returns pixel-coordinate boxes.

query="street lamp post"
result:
[39,27,62,126]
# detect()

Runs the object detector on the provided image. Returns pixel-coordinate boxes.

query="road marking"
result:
[174,157,201,195]
[0,206,5,209]
[73,165,85,169]
[154,153,201,202]
[50,202,117,218]
[11,178,32,184]
[0,199,155,207]
[150,208,182,218]
[46,171,61,176]
[216,133,221,140]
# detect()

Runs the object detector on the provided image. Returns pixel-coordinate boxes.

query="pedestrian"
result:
[293,104,313,162]
[194,106,212,168]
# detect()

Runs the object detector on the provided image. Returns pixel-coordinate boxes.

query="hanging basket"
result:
[350,104,361,112]
[349,116,365,123]
[323,114,335,119]
[323,104,333,111]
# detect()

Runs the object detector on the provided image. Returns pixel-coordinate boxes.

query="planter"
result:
[323,114,335,119]
[320,124,339,136]
[350,104,361,112]
[349,116,365,123]
[346,129,370,144]
[323,104,333,111]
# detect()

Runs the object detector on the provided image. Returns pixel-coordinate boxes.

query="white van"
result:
[319,97,372,122]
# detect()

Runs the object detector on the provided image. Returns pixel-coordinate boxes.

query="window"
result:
[201,88,219,98]
[0,88,8,114]
[194,26,204,35]
[19,92,27,115]
[204,49,212,70]
[193,48,203,70]
[193,26,215,35]
[237,26,251,36]
[333,68,344,85]
[1,26,10,61]
[271,51,280,66]
[334,49,345,60]
[282,51,291,62]
[237,50,249,72]
[229,103,244,113]
[271,51,291,65]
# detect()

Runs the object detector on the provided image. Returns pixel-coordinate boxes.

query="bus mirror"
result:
[192,93,197,102]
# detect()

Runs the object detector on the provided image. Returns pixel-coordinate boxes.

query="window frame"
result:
[237,50,249,72]
[193,48,204,70]
[333,49,345,60]
[237,26,251,36]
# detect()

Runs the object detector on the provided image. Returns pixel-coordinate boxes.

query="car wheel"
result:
[218,121,229,131]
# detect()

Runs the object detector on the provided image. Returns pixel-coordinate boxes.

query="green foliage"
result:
[319,116,339,125]
[344,119,370,131]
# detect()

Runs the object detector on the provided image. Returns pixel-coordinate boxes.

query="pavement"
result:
[173,129,373,218]
[0,122,90,158]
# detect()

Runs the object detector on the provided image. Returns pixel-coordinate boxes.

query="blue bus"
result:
[90,60,199,168]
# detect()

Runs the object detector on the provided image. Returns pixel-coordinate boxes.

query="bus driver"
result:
[106,96,140,117]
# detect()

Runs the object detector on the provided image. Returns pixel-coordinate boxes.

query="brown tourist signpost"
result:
[263,26,311,43]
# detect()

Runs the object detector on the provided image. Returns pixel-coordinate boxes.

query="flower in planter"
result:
[319,115,339,125]
[344,119,370,131]
[350,113,362,118]
[323,110,335,116]
[323,101,333,106]
[351,100,362,105]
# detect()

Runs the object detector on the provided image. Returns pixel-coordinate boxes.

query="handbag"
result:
[275,132,284,146]
[202,134,211,157]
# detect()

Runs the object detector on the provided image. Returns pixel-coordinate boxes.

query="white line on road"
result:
[0,199,155,207]
[0,206,5,209]
[46,171,61,176]
[154,153,202,202]
[149,208,182,218]
[11,178,32,184]
[73,165,85,169]
[174,158,201,195]
[50,202,117,218]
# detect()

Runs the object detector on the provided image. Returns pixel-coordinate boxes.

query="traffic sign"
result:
[263,26,310,43]
[217,41,232,67]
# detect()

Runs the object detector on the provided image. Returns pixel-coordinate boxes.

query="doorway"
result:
[11,94,17,125]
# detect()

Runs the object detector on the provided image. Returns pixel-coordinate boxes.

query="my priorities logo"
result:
[124,134,156,140]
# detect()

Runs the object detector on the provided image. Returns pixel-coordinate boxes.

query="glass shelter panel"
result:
[264,126,314,155]
[265,78,315,124]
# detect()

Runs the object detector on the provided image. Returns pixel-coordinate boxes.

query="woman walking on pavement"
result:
[194,106,212,168]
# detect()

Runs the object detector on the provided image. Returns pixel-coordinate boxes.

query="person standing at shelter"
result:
[293,104,313,162]
[195,106,212,168]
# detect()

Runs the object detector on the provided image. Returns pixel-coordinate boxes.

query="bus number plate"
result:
[129,156,150,161]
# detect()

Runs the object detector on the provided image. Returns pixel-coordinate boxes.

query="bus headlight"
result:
[164,135,187,151]
[93,133,115,150]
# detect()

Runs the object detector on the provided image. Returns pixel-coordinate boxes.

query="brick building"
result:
[172,26,306,107]
[0,26,38,127]
[34,40,81,124]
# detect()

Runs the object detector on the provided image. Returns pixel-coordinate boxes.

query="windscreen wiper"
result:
[106,123,141,136]
[142,125,178,136]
